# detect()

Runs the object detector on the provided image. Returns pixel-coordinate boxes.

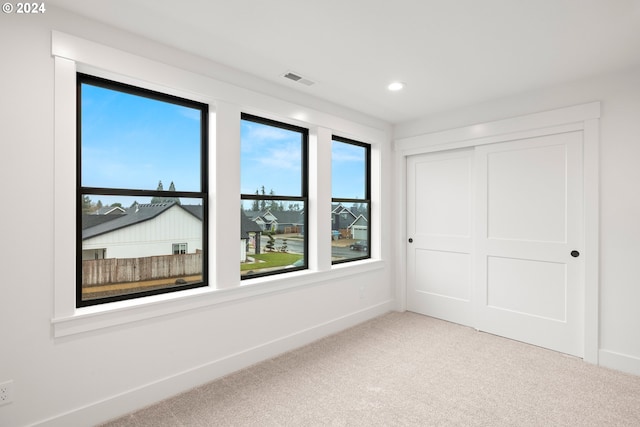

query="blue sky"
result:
[82,83,366,206]
[331,140,366,199]
[81,83,201,195]
[240,119,303,196]
[241,119,367,199]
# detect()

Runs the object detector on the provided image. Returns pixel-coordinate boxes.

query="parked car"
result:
[350,241,368,251]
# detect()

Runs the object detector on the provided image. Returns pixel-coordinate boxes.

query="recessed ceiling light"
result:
[388,82,405,91]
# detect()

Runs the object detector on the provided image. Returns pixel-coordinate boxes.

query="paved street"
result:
[253,234,367,261]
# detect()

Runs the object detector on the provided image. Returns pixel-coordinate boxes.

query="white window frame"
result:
[52,31,385,338]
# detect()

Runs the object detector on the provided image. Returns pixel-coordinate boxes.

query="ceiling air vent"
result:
[282,71,315,86]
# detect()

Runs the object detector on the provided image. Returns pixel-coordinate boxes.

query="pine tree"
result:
[150,180,180,204]
[151,180,164,204]
[265,232,275,252]
[268,189,279,211]
[82,195,93,213]
[260,186,267,211]
[168,181,181,205]
[252,189,259,211]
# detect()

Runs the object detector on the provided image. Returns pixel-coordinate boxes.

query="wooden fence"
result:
[82,253,202,286]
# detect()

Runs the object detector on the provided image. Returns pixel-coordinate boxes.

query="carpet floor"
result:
[100,311,640,426]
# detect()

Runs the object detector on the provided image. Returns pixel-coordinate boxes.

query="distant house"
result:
[331,203,368,240]
[348,214,369,241]
[82,202,203,260]
[83,203,261,263]
[247,209,305,235]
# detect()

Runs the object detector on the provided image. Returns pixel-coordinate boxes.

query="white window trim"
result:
[52,31,386,338]
[52,259,385,338]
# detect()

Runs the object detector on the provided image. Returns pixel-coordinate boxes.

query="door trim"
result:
[394,102,600,363]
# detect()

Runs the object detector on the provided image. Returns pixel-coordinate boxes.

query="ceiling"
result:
[48,0,640,124]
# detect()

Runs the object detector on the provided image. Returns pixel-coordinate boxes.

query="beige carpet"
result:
[101,312,640,426]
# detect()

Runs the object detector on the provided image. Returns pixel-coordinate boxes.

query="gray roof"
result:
[181,204,204,220]
[241,210,262,238]
[269,210,304,225]
[249,209,304,225]
[83,203,260,241]
[82,202,201,240]
[82,213,123,230]
[332,202,369,221]
[94,206,126,215]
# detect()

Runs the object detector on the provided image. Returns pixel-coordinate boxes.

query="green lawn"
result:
[240,252,303,271]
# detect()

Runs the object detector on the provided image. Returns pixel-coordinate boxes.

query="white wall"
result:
[395,65,640,376]
[3,5,638,426]
[0,7,393,427]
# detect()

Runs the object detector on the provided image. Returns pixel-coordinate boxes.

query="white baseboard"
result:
[33,301,393,427]
[599,349,640,377]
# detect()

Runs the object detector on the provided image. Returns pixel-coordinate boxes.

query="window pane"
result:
[80,195,204,302]
[331,137,370,264]
[80,83,202,191]
[241,200,306,277]
[240,119,304,197]
[331,140,366,199]
[331,202,369,262]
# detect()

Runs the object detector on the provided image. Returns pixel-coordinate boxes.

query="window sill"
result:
[51,259,385,338]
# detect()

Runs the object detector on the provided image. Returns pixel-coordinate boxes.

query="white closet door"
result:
[406,149,475,326]
[475,131,584,357]
[406,131,585,357]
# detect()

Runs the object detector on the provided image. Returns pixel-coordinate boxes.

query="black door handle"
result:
[571,250,580,258]
[408,238,413,243]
